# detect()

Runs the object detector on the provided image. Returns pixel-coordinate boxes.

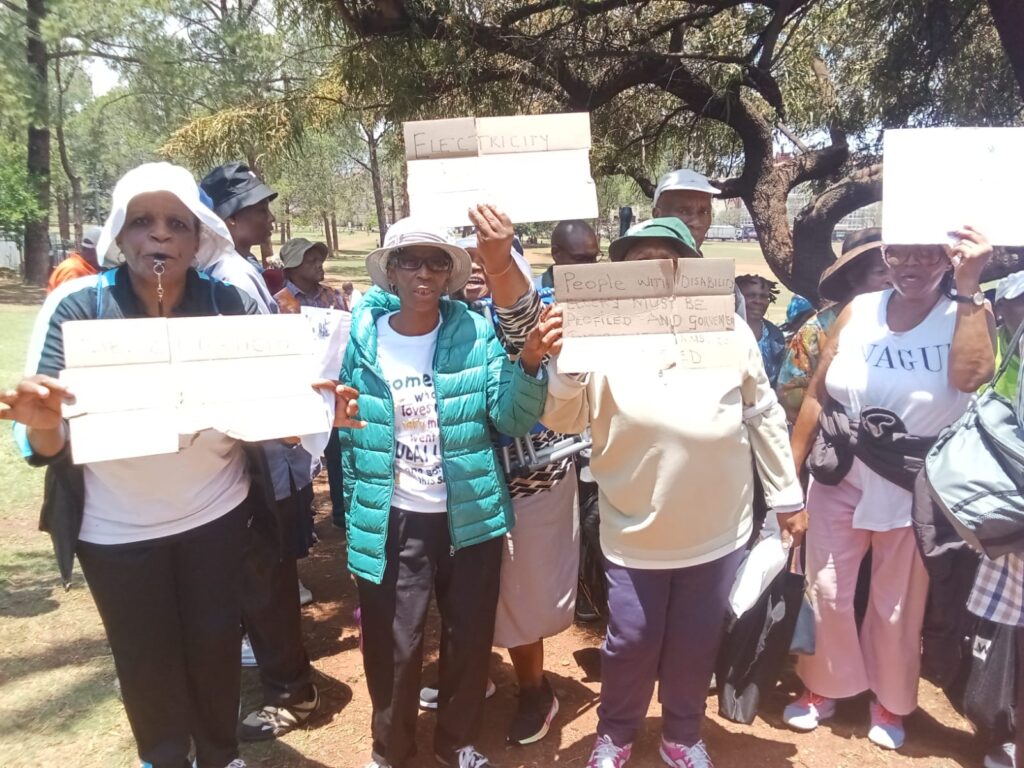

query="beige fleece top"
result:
[543,320,803,569]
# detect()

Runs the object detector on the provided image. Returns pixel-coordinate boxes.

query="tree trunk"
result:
[398,159,410,218]
[54,58,83,245]
[246,155,274,266]
[322,212,334,253]
[281,202,291,244]
[388,170,397,223]
[987,0,1024,99]
[57,192,70,244]
[365,127,389,246]
[23,0,50,286]
[331,213,339,255]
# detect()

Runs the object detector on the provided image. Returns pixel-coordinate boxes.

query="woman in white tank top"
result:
[783,227,996,750]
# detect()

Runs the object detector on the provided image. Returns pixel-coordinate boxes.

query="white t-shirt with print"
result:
[376,313,447,513]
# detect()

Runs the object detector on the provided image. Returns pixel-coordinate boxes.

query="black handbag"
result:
[925,321,1024,558]
[716,550,805,724]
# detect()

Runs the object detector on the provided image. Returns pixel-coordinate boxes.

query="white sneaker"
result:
[783,690,836,731]
[240,635,258,668]
[224,761,246,768]
[984,742,1015,768]
[586,734,633,768]
[298,580,313,606]
[867,699,905,750]
[435,745,491,767]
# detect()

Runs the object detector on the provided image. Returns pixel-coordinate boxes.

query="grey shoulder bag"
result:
[924,322,1024,558]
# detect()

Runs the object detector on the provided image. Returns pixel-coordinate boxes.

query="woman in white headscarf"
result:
[0,162,360,768]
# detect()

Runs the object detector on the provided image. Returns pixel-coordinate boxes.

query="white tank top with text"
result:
[823,289,972,530]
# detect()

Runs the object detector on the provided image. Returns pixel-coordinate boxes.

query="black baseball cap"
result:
[199,162,277,219]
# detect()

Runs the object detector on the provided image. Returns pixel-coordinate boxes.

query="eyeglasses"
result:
[389,249,453,273]
[881,245,948,267]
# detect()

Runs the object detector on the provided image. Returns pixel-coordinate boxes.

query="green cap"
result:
[279,238,327,269]
[609,217,700,262]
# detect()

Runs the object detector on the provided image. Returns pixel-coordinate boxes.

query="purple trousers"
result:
[598,547,744,747]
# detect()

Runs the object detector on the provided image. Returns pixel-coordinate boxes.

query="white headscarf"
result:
[96,162,235,271]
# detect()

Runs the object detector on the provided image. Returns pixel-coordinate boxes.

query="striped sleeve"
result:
[492,288,542,357]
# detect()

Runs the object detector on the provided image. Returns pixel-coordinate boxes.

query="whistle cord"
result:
[153,260,166,317]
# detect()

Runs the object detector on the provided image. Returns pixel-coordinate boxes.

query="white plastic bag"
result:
[728,518,790,618]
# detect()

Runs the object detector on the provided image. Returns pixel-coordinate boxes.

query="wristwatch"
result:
[950,290,986,307]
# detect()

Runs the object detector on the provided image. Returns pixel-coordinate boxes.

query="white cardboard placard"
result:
[553,259,740,373]
[59,314,333,464]
[882,127,1024,246]
[403,113,599,226]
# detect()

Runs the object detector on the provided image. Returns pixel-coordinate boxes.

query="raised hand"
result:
[468,204,516,275]
[949,225,993,293]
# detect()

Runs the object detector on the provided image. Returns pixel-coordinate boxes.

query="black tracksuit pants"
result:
[77,501,250,768]
[357,508,502,767]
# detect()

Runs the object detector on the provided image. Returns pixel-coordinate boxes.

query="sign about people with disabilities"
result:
[553,258,740,373]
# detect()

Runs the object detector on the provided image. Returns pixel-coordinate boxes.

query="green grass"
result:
[0,292,135,768]
[0,305,45,515]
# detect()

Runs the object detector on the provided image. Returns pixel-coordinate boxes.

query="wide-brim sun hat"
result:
[608,217,700,262]
[366,217,473,294]
[280,237,328,269]
[96,162,236,271]
[818,227,884,303]
[996,272,1024,303]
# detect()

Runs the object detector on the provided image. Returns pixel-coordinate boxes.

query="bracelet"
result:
[483,258,516,278]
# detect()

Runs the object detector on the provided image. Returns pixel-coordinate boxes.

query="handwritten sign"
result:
[59,315,333,464]
[554,259,739,373]
[403,113,599,226]
[882,127,1024,246]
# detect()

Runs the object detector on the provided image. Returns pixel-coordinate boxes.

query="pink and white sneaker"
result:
[868,699,905,750]
[660,738,713,768]
[586,734,632,768]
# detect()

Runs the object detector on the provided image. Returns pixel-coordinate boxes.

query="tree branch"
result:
[791,163,881,301]
[0,0,26,16]
[46,47,142,65]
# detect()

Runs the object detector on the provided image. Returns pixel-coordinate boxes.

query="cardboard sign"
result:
[882,127,1024,246]
[59,315,333,464]
[553,259,739,373]
[403,113,599,226]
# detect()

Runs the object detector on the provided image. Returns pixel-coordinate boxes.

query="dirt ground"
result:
[237,477,988,768]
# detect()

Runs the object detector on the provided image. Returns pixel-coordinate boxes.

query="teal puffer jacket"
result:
[340,288,548,584]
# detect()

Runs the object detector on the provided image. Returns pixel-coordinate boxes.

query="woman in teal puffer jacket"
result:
[339,211,558,768]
